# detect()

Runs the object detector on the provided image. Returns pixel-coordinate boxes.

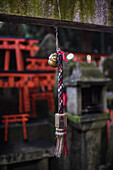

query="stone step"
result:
[0,139,54,165]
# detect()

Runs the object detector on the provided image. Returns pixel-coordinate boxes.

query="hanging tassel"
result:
[54,49,68,158]
[48,27,68,157]
[54,113,68,157]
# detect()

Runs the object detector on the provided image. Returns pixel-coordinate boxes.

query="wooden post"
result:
[4,118,8,142]
[4,50,10,71]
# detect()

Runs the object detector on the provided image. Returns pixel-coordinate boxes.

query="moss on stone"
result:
[0,0,42,17]
[0,0,112,26]
[108,0,113,25]
[66,112,82,123]
[0,0,95,21]
[77,0,95,22]
[65,62,110,86]
[52,0,95,22]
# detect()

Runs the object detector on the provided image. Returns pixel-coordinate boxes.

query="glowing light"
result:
[87,55,91,63]
[67,53,74,61]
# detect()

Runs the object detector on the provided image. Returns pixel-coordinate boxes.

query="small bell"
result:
[48,53,58,67]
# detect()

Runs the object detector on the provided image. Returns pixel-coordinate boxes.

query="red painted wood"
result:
[0,37,55,123]
[2,114,30,142]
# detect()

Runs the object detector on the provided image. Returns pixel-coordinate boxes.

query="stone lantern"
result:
[64,62,110,170]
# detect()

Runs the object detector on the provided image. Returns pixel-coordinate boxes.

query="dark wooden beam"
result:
[0,14,113,33]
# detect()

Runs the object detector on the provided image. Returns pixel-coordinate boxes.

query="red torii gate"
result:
[0,71,55,115]
[0,37,56,142]
[0,37,39,71]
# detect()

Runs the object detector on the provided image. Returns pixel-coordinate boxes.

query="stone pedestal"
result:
[64,62,110,170]
[68,114,109,170]
[106,122,113,169]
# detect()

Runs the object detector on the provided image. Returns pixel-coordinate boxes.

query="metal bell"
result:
[48,53,58,67]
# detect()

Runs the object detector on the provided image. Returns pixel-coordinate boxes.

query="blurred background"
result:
[0,22,113,170]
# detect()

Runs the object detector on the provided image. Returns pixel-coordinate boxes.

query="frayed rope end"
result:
[54,129,68,158]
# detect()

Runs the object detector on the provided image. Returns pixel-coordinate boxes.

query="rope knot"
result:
[57,49,68,63]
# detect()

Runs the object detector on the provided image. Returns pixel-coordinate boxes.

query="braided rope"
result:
[54,29,68,157]
[54,50,68,157]
[58,52,63,114]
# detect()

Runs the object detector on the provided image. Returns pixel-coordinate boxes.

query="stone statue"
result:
[36,33,56,57]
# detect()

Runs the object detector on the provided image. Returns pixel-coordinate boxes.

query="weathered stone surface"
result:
[68,114,109,170]
[67,113,110,131]
[0,142,54,165]
[64,61,110,170]
[65,62,110,86]
[65,63,110,118]
[0,121,54,165]
[0,0,113,27]
[106,122,113,169]
[86,130,101,170]
[66,87,78,115]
